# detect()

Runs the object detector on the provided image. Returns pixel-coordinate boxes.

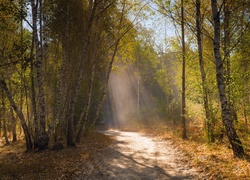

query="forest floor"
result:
[0,123,250,179]
[141,123,250,179]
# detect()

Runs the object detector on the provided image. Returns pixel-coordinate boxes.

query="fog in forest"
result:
[102,64,161,130]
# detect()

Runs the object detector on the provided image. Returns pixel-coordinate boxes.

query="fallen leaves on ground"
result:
[0,131,113,180]
[140,122,250,180]
[173,139,250,179]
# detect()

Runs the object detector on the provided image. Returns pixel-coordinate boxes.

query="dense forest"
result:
[0,0,249,164]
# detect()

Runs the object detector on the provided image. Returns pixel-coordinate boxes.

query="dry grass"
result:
[141,121,250,180]
[0,131,113,180]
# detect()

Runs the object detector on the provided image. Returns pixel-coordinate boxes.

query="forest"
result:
[0,0,250,179]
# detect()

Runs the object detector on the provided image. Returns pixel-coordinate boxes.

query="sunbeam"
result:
[103,64,159,130]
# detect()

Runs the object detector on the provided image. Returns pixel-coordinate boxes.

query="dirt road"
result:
[76,130,207,180]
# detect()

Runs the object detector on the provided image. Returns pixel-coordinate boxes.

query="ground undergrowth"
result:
[141,122,250,180]
[0,132,113,180]
[1,122,250,179]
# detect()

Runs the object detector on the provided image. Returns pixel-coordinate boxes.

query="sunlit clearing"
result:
[103,64,159,130]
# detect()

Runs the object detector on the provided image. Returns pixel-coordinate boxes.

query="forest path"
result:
[77,130,207,180]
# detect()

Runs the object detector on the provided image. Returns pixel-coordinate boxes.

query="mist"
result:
[102,64,161,130]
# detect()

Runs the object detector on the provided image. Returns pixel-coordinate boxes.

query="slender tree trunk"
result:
[243,64,249,130]
[75,16,102,142]
[31,0,39,149]
[10,107,17,142]
[75,62,96,142]
[67,0,97,146]
[196,0,214,142]
[56,41,69,139]
[30,61,39,148]
[0,78,33,150]
[6,58,17,142]
[84,2,126,134]
[18,0,24,142]
[85,42,119,135]
[37,0,47,136]
[223,0,238,123]
[48,41,62,140]
[1,89,10,145]
[53,4,70,141]
[31,0,49,150]
[181,0,187,139]
[211,0,244,158]
[0,113,2,136]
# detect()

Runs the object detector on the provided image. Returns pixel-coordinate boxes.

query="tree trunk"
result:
[181,0,187,139]
[6,58,17,142]
[1,89,10,145]
[84,2,127,134]
[52,4,71,141]
[196,0,214,142]
[210,0,244,158]
[75,50,97,142]
[75,62,96,142]
[0,78,33,150]
[10,107,17,142]
[223,0,238,123]
[31,0,49,150]
[67,0,97,146]
[0,114,2,136]
[30,0,39,149]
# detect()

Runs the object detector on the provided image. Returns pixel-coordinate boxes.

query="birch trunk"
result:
[211,0,244,158]
[6,55,17,142]
[8,81,17,142]
[0,78,33,150]
[181,0,187,139]
[50,4,70,141]
[75,62,95,142]
[31,0,49,150]
[10,107,17,142]
[196,0,214,142]
[52,4,71,140]
[84,1,127,134]
[1,89,9,145]
[223,0,238,122]
[67,0,97,146]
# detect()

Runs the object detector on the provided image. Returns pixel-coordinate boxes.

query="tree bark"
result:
[181,0,187,139]
[196,0,214,142]
[84,0,128,134]
[0,78,33,150]
[223,0,238,122]
[67,0,97,146]
[31,0,49,150]
[210,0,244,158]
[75,62,96,142]
[1,89,10,145]
[52,4,70,141]
[10,107,17,142]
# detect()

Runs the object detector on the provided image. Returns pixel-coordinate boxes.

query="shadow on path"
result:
[75,130,206,180]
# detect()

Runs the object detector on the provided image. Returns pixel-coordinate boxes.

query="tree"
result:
[181,0,187,139]
[196,0,214,142]
[30,0,49,150]
[0,78,33,150]
[1,89,9,145]
[210,0,244,158]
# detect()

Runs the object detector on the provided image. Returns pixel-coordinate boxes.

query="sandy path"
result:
[76,130,207,180]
